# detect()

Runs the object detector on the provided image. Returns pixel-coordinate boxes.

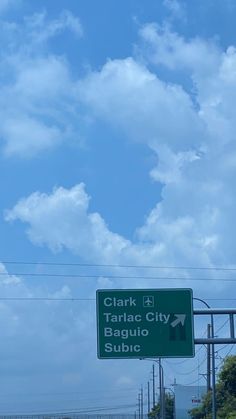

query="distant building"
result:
[174,384,207,419]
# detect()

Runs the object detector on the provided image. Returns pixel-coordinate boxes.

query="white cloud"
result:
[0,55,78,156]
[79,57,205,152]
[24,10,83,44]
[137,25,236,163]
[2,115,62,157]
[138,23,220,75]
[4,20,236,299]
[5,19,236,392]
[5,30,236,295]
[150,144,200,184]
[5,184,130,262]
[0,11,82,157]
[163,0,186,21]
[4,182,230,298]
[197,47,236,147]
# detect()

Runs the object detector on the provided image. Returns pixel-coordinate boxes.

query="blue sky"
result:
[0,0,236,414]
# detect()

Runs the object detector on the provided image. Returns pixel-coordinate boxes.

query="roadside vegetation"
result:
[148,392,174,419]
[190,355,236,419]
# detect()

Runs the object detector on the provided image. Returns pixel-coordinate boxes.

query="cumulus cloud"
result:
[79,57,205,152]
[2,115,62,157]
[138,23,220,75]
[0,10,82,157]
[0,54,79,156]
[138,25,236,153]
[4,6,236,410]
[4,18,236,299]
[23,10,83,44]
[5,184,130,262]
[4,181,231,298]
[5,20,236,393]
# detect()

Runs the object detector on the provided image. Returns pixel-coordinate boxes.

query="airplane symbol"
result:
[143,296,154,307]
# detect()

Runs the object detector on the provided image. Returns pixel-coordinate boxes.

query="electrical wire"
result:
[2,272,236,281]
[0,403,138,416]
[216,344,229,353]
[0,394,137,406]
[0,387,137,399]
[2,260,236,271]
[184,376,205,386]
[204,298,236,301]
[163,356,207,376]
[163,317,231,371]
[216,345,235,374]
[215,318,229,334]
[0,296,235,302]
[219,345,235,362]
[164,345,205,366]
[0,297,95,301]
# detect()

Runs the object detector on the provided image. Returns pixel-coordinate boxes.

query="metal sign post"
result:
[194,306,236,419]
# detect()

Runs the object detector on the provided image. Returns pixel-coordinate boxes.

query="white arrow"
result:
[171,314,186,328]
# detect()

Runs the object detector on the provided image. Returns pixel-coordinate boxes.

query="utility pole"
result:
[194,297,217,419]
[141,386,144,419]
[207,323,211,391]
[211,315,216,419]
[159,359,162,418]
[138,392,141,419]
[147,381,150,414]
[159,358,165,419]
[152,364,155,408]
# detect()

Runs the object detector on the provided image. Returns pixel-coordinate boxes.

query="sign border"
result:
[96,288,195,359]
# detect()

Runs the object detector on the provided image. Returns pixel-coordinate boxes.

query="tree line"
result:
[148,355,236,419]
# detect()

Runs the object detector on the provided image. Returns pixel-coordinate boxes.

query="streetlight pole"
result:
[194,298,216,419]
[147,381,150,414]
[152,364,155,409]
[138,392,141,419]
[207,323,211,392]
[141,358,165,418]
[159,358,165,419]
[141,386,144,419]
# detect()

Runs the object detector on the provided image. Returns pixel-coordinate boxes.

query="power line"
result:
[216,344,231,353]
[0,387,137,398]
[164,356,207,376]
[168,319,229,375]
[0,403,138,416]
[0,296,234,302]
[184,376,204,386]
[164,345,205,366]
[2,260,236,271]
[203,298,236,301]
[216,345,235,370]
[164,319,231,371]
[1,272,236,281]
[0,394,137,406]
[0,297,94,301]
[215,318,229,334]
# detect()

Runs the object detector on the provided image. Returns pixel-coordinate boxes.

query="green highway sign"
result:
[96,288,194,359]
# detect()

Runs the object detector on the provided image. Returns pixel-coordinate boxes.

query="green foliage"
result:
[218,355,236,395]
[148,393,174,419]
[189,355,236,419]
